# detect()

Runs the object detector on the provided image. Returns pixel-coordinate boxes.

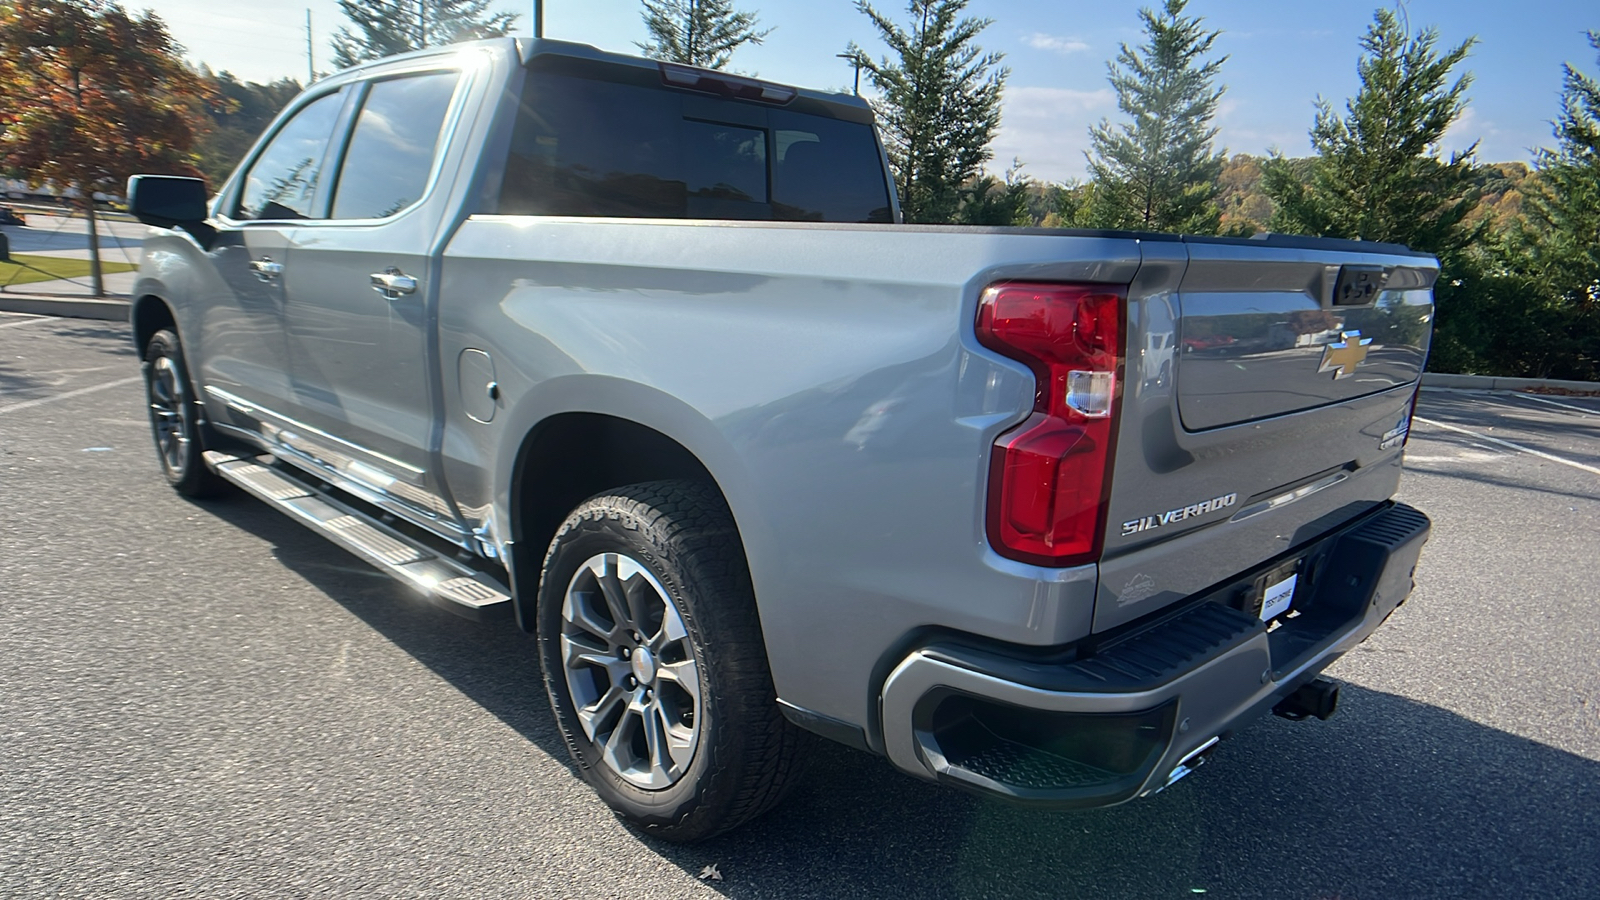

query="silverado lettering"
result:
[1122,493,1240,537]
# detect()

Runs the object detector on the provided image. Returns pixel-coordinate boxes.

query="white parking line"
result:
[0,375,142,416]
[1412,416,1600,476]
[0,315,50,330]
[1512,392,1599,416]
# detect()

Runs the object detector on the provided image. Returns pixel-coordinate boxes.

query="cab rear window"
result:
[495,70,892,223]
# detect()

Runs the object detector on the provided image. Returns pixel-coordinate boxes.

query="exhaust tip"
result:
[1273,677,1341,721]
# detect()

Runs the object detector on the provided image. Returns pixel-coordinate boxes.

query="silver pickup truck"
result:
[126,38,1433,841]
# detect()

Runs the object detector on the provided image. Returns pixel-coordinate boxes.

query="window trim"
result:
[312,65,473,227]
[219,85,353,226]
[214,58,476,229]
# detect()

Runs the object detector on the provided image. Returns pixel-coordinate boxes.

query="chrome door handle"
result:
[249,257,284,282]
[370,267,419,300]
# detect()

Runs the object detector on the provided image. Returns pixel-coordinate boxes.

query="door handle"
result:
[249,257,284,282]
[370,267,419,300]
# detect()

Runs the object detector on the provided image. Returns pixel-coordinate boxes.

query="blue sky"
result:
[138,0,1597,182]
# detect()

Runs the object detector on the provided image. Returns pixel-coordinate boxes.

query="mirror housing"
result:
[127,175,216,249]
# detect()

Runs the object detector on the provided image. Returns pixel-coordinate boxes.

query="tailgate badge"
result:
[1122,492,1238,537]
[1318,330,1373,379]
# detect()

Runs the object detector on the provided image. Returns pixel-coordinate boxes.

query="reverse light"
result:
[976,282,1126,566]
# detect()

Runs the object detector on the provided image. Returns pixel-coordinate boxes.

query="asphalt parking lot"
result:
[2,312,1597,899]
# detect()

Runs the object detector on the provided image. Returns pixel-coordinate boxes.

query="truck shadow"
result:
[205,497,1600,900]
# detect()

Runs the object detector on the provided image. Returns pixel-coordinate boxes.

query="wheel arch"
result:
[130,293,177,354]
[506,409,754,633]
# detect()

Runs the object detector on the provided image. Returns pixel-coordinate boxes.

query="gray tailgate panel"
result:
[1175,249,1434,432]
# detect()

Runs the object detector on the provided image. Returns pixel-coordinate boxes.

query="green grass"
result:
[0,253,138,288]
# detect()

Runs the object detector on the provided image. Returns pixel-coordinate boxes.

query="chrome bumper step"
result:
[204,451,512,621]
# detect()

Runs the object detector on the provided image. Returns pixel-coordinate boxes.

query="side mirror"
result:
[127,174,208,228]
[127,175,216,249]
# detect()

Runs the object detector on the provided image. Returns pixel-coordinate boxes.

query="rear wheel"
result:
[537,480,807,842]
[143,328,228,498]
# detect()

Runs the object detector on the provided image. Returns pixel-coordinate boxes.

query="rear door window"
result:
[330,72,461,220]
[235,89,346,221]
[498,71,891,223]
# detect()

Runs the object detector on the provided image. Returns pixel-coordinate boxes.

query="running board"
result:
[203,451,513,622]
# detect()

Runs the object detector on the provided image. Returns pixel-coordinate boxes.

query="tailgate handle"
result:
[1330,265,1387,307]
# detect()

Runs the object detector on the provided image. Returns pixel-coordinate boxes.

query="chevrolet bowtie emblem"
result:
[1318,330,1373,379]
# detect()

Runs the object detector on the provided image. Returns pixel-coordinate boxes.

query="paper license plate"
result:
[1261,572,1298,621]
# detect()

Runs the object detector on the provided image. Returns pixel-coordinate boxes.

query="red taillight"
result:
[977,282,1126,566]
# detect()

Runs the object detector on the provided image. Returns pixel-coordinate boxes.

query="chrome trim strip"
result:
[272,446,470,545]
[1229,471,1350,523]
[205,385,425,484]
[205,388,470,546]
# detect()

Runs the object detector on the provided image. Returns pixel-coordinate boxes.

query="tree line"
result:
[655,0,1596,381]
[1,0,1594,381]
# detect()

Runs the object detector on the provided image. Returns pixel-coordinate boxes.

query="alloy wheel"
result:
[147,355,189,475]
[560,553,702,790]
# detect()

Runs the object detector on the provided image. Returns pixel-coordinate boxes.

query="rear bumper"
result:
[879,502,1430,808]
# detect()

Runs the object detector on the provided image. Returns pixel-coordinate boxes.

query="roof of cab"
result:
[516,37,875,116]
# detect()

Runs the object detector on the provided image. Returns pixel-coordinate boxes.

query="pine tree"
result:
[957,159,1032,226]
[847,0,1007,224]
[331,0,517,69]
[1525,31,1600,313]
[636,0,771,70]
[1261,9,1480,254]
[1082,0,1227,234]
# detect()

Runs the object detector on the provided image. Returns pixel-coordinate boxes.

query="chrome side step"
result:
[204,451,512,622]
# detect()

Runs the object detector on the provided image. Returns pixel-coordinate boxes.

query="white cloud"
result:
[989,86,1117,182]
[1006,86,1117,116]
[1441,106,1496,157]
[1023,33,1091,55]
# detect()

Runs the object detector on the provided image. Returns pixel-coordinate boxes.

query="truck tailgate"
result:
[1094,238,1436,632]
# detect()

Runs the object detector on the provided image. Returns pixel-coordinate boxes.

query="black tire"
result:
[537,480,808,842]
[142,328,228,498]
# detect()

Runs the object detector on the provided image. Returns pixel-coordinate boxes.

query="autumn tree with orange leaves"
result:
[0,0,210,295]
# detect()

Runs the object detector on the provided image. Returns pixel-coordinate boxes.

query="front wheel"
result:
[537,481,808,842]
[142,328,228,498]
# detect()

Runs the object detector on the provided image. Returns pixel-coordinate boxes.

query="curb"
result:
[1422,372,1600,393]
[0,293,130,322]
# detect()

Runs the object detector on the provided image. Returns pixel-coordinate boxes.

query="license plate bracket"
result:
[1249,559,1300,622]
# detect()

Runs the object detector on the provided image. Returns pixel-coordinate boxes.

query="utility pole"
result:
[534,0,543,38]
[418,0,427,47]
[305,9,314,84]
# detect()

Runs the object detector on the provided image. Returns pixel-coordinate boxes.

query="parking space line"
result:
[0,315,50,330]
[1512,392,1599,416]
[0,375,142,416]
[1412,416,1600,476]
